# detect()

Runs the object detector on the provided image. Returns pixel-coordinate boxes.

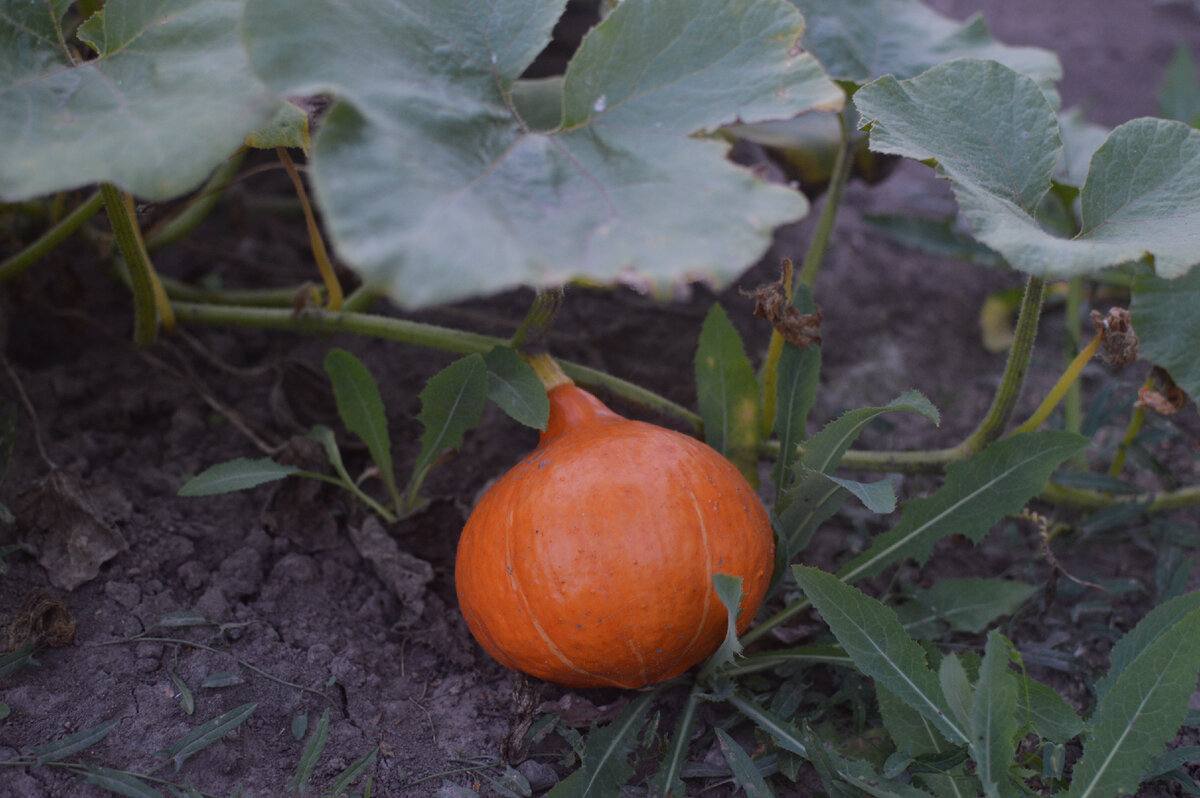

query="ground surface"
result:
[2,1,1200,796]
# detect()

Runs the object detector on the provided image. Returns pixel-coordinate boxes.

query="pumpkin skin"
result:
[455,384,774,689]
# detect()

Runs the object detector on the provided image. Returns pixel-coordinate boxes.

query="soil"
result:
[2,2,1199,797]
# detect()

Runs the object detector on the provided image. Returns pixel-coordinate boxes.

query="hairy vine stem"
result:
[0,191,105,283]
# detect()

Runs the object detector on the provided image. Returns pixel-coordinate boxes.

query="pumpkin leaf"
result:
[575,690,657,798]
[695,304,761,485]
[709,574,747,671]
[324,349,397,500]
[970,632,1020,798]
[1064,607,1200,798]
[246,99,311,152]
[789,0,1061,90]
[31,718,119,766]
[483,346,550,431]
[1132,265,1200,402]
[1092,590,1200,703]
[243,0,842,309]
[289,708,331,797]
[771,285,822,502]
[856,60,1200,282]
[157,702,257,772]
[863,213,1007,268]
[837,430,1088,584]
[402,354,489,512]
[0,0,278,202]
[795,565,969,746]
[177,458,299,497]
[715,728,775,798]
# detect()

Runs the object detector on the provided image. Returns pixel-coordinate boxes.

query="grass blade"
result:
[178,458,298,496]
[80,766,164,798]
[1064,607,1200,798]
[695,303,761,484]
[322,746,378,797]
[838,431,1088,583]
[160,702,257,772]
[794,565,969,745]
[290,708,330,796]
[715,727,775,797]
[324,349,396,499]
[32,718,119,765]
[971,632,1019,797]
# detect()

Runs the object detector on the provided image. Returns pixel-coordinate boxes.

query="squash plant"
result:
[4,0,1200,795]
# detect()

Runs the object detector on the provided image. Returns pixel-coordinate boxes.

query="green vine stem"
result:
[171,300,701,426]
[1108,379,1151,477]
[1010,332,1100,436]
[795,112,853,291]
[144,150,246,251]
[100,184,167,345]
[510,287,564,354]
[1039,481,1200,513]
[0,190,104,283]
[1063,277,1085,439]
[961,275,1046,451]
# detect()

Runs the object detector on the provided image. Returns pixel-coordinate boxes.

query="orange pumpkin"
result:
[455,384,774,689]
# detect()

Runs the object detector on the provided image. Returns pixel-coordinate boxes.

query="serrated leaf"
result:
[905,578,1036,634]
[577,691,656,797]
[771,286,822,501]
[716,728,775,798]
[776,469,851,560]
[802,390,939,475]
[728,692,808,758]
[31,718,119,766]
[856,60,1200,282]
[1015,676,1082,744]
[322,746,378,797]
[178,458,299,497]
[1133,264,1200,402]
[695,304,761,484]
[838,431,1088,584]
[971,632,1019,798]
[324,349,396,495]
[243,0,843,308]
[290,708,330,796]
[828,476,896,514]
[878,685,951,758]
[483,347,549,431]
[0,0,278,201]
[1159,45,1200,126]
[80,766,165,798]
[790,0,1061,89]
[794,565,969,746]
[1093,590,1200,702]
[709,574,746,670]
[402,354,489,509]
[160,702,257,772]
[1064,607,1200,798]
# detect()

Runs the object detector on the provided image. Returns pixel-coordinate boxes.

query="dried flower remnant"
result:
[1091,307,1138,367]
[744,259,823,348]
[1135,366,1187,415]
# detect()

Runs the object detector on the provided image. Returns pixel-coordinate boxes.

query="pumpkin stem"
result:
[523,351,573,392]
[511,287,564,355]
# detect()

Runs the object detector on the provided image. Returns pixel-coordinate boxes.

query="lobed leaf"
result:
[243,0,842,308]
[404,354,489,509]
[324,349,395,493]
[483,347,550,431]
[1065,607,1200,798]
[794,565,969,746]
[0,0,278,201]
[178,458,299,497]
[838,431,1088,584]
[695,304,761,484]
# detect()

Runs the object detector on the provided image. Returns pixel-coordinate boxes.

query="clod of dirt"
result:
[7,589,75,649]
[262,435,341,551]
[12,470,127,591]
[348,517,434,629]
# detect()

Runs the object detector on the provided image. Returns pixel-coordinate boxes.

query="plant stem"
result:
[510,287,564,354]
[523,351,573,392]
[740,598,811,648]
[1108,380,1150,477]
[1039,482,1200,513]
[277,147,343,310]
[0,191,105,283]
[961,275,1045,451]
[144,150,246,250]
[1010,333,1101,436]
[101,185,172,344]
[171,301,702,427]
[758,258,795,438]
[795,113,852,290]
[1063,278,1084,436]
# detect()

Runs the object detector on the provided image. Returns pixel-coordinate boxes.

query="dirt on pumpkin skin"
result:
[1,2,1199,796]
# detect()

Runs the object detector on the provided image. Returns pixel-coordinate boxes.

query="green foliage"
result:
[770,284,822,501]
[157,702,258,772]
[1159,45,1200,127]
[324,349,398,504]
[289,708,330,796]
[483,347,551,431]
[178,458,300,497]
[695,303,761,483]
[1133,265,1200,402]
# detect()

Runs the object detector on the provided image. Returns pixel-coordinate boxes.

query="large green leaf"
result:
[971,632,1019,798]
[1064,608,1200,798]
[0,0,278,201]
[856,59,1200,282]
[695,304,761,484]
[794,565,970,746]
[789,0,1060,89]
[1132,265,1200,402]
[838,431,1088,584]
[1091,590,1200,703]
[243,0,842,308]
